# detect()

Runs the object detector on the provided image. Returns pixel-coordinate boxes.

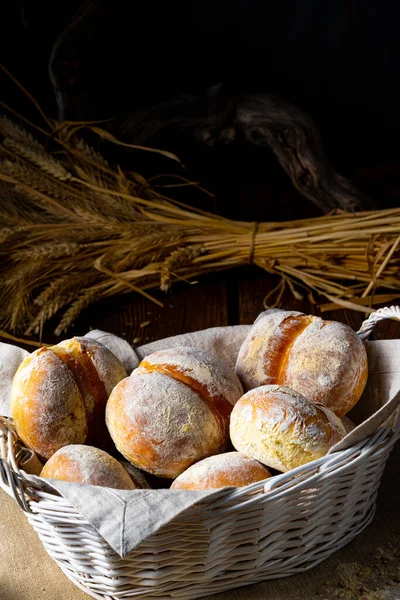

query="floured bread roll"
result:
[171,451,272,490]
[230,385,346,472]
[40,445,143,489]
[235,309,368,416]
[11,337,127,459]
[106,346,243,479]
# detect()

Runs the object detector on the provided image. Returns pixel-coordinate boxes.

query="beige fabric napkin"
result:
[1,322,399,558]
[0,342,29,415]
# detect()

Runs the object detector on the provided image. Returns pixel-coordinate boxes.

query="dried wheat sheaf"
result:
[0,114,399,337]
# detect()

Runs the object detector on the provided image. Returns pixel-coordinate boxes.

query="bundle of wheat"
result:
[0,112,399,338]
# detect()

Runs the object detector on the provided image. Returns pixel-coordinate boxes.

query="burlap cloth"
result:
[1,318,400,599]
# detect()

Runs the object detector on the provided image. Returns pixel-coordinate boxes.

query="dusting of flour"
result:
[43,445,136,489]
[106,371,225,478]
[235,310,305,390]
[230,385,346,472]
[171,451,271,490]
[139,346,243,405]
[11,348,87,458]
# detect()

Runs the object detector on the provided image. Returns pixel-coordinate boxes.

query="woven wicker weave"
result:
[1,307,400,600]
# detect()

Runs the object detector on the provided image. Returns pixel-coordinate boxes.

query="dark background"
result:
[1,12,399,599]
[2,0,400,221]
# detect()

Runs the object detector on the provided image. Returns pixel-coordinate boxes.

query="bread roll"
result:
[11,337,127,459]
[170,452,272,490]
[235,309,368,416]
[40,445,140,489]
[106,346,243,479]
[230,385,346,472]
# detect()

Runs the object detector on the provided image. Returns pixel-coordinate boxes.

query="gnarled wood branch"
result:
[236,94,374,213]
[49,0,373,214]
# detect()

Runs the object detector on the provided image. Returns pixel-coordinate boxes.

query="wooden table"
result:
[43,266,400,349]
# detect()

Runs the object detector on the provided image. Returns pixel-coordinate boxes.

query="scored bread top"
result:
[235,310,308,390]
[11,337,127,458]
[50,337,127,448]
[51,337,127,417]
[11,348,87,459]
[106,371,225,478]
[230,385,346,472]
[80,337,128,397]
[235,310,368,416]
[50,338,106,421]
[137,346,243,433]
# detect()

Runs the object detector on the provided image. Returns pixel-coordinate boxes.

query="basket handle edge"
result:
[357,305,400,340]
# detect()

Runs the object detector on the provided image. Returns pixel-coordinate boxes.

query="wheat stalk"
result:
[74,137,110,169]
[160,246,205,291]
[0,114,399,337]
[53,288,103,336]
[0,116,44,149]
[3,138,72,181]
[15,242,81,261]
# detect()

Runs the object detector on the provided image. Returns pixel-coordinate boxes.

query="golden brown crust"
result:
[236,310,305,390]
[170,452,272,490]
[40,445,138,489]
[77,337,127,397]
[137,346,242,437]
[230,385,346,472]
[235,310,368,416]
[51,337,127,416]
[50,341,107,422]
[11,348,87,459]
[106,371,226,479]
[106,377,160,473]
[11,337,127,459]
[262,314,313,383]
[283,319,368,416]
[50,337,127,448]
[138,360,233,437]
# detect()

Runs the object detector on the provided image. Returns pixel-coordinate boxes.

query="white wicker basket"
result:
[1,307,400,600]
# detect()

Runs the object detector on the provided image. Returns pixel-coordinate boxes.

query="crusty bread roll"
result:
[235,309,368,416]
[170,452,272,490]
[106,346,243,479]
[11,337,127,459]
[230,385,346,472]
[40,445,141,489]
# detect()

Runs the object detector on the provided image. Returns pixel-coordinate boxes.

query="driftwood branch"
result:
[49,1,373,214]
[103,89,373,213]
[236,94,374,213]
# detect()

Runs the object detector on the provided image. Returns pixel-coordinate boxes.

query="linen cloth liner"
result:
[0,319,399,557]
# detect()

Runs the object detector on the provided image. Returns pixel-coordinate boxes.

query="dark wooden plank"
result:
[238,267,315,324]
[0,273,229,352]
[238,268,400,339]
[1,268,399,353]
[71,274,229,345]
